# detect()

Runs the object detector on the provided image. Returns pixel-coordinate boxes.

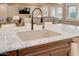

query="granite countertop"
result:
[0,23,79,53]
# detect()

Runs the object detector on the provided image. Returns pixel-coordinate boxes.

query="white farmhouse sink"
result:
[17,29,60,41]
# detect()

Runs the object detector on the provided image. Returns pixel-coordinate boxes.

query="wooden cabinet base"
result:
[3,39,72,56]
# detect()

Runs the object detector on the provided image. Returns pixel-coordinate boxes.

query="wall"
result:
[7,4,39,18]
[0,4,8,23]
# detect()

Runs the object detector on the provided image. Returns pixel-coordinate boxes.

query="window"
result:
[77,7,79,19]
[55,8,62,19]
[68,6,77,19]
[51,7,62,19]
[42,7,48,17]
[51,7,55,17]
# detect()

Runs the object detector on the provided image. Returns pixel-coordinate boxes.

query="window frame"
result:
[67,5,77,20]
[51,6,63,19]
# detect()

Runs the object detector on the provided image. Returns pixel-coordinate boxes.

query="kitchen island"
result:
[0,23,79,56]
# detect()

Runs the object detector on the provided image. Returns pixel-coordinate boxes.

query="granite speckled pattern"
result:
[0,23,79,53]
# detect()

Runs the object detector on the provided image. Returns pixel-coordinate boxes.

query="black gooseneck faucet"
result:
[31,8,45,30]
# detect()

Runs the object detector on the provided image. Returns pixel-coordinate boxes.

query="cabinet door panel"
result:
[50,44,70,56]
[50,49,69,56]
